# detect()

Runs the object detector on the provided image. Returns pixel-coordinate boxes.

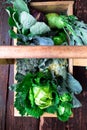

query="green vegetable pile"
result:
[6,0,87,45]
[6,0,84,122]
[10,58,82,122]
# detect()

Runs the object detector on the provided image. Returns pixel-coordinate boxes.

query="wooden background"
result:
[0,0,87,130]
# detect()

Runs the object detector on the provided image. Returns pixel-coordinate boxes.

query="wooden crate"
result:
[13,1,74,117]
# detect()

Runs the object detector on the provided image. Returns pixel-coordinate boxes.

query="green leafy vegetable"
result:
[67,73,82,94]
[57,102,73,122]
[48,59,67,79]
[13,71,59,117]
[13,12,21,29]
[30,22,51,35]
[19,11,36,30]
[46,13,74,33]
[8,30,18,38]
[59,93,72,102]
[46,13,60,28]
[69,20,87,45]
[32,84,53,109]
[6,7,15,17]
[8,17,16,27]
[13,0,29,13]
[32,36,54,45]
[6,0,87,46]
[53,32,67,45]
[10,57,83,121]
[46,13,87,44]
[72,93,82,108]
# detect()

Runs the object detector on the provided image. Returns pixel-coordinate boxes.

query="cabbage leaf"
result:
[19,11,36,30]
[30,22,51,35]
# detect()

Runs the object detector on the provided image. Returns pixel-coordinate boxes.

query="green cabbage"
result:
[32,84,53,109]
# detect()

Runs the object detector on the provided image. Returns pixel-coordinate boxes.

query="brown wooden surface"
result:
[30,1,74,14]
[1,46,87,59]
[0,0,87,130]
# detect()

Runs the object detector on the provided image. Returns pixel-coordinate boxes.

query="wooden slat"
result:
[0,59,14,64]
[0,2,11,130]
[30,1,74,14]
[66,1,74,73]
[0,46,87,59]
[73,59,87,66]
[68,58,73,74]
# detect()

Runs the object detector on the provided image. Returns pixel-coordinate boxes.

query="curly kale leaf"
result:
[15,59,40,82]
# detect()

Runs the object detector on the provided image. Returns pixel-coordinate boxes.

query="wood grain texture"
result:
[0,46,87,59]
[73,59,87,66]
[0,1,11,130]
[14,117,39,130]
[0,65,9,130]
[30,1,74,14]
[5,65,14,130]
[74,0,87,23]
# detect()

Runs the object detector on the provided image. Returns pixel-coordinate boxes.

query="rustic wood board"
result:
[30,1,74,15]
[73,59,87,66]
[0,46,87,59]
[0,2,12,130]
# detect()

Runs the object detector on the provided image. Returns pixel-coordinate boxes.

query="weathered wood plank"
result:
[0,46,87,59]
[30,1,74,14]
[14,117,39,130]
[74,0,87,23]
[0,1,11,130]
[73,59,87,66]
[0,65,9,130]
[5,65,14,130]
